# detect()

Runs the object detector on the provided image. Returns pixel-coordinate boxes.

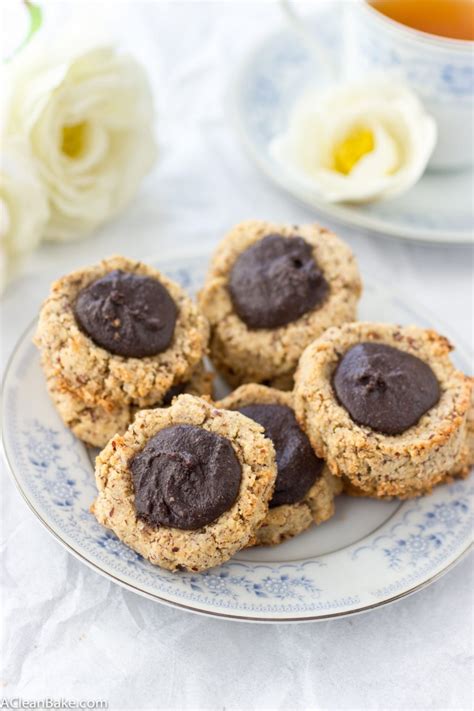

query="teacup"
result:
[281,0,474,169]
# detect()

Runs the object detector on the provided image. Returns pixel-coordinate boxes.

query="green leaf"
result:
[5,1,43,62]
[25,1,43,39]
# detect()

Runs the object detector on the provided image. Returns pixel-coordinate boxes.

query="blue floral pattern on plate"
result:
[353,485,473,572]
[2,255,473,621]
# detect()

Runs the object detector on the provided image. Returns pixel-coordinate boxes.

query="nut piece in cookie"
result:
[92,395,277,572]
[199,220,361,388]
[294,322,473,499]
[217,384,342,545]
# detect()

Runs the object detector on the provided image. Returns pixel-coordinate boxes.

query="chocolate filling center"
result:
[237,403,323,507]
[130,424,242,530]
[332,342,440,435]
[74,270,177,358]
[162,381,188,406]
[228,234,329,329]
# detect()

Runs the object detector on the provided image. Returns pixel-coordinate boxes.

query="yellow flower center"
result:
[61,122,87,158]
[333,127,375,175]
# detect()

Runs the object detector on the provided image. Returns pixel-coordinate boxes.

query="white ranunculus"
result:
[3,37,157,241]
[271,78,437,203]
[0,137,49,292]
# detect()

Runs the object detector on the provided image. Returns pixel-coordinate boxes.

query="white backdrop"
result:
[1,2,473,709]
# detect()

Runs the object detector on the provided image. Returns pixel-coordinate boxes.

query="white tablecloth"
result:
[1,2,473,709]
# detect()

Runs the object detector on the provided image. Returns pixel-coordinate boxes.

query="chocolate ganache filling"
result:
[228,234,329,329]
[332,342,440,436]
[130,425,242,530]
[74,270,177,358]
[237,403,323,507]
[161,381,188,407]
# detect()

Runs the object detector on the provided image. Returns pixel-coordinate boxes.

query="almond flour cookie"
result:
[92,394,277,572]
[294,322,473,499]
[45,361,213,449]
[465,388,474,467]
[199,220,361,387]
[35,256,209,410]
[217,385,342,545]
[343,384,474,499]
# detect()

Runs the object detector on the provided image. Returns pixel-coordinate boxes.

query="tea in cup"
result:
[281,0,474,169]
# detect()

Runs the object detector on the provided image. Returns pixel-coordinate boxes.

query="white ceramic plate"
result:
[230,11,474,245]
[2,254,473,622]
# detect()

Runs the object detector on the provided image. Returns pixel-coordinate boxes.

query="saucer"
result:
[229,10,474,245]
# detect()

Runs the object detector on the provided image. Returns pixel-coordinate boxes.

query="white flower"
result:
[0,137,49,292]
[270,78,437,203]
[3,36,157,241]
